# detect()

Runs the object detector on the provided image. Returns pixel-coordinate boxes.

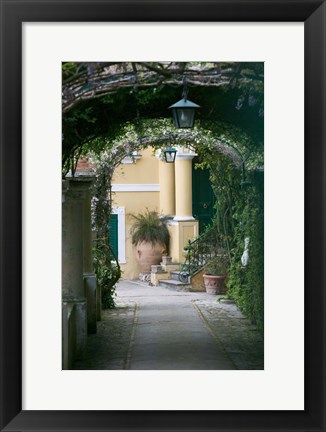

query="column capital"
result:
[67,175,94,189]
[175,153,197,161]
[64,176,94,200]
[62,179,70,192]
[175,147,197,160]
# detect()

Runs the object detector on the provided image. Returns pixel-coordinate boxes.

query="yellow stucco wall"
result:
[112,191,160,213]
[112,147,159,184]
[111,147,161,279]
[112,192,160,279]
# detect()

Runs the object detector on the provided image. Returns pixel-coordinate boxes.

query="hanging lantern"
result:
[169,77,200,128]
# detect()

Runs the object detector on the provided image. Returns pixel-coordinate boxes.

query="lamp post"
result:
[169,77,200,128]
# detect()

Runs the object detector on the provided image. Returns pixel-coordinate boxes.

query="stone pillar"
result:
[82,183,93,273]
[62,179,87,361]
[69,177,98,334]
[174,151,196,221]
[158,159,175,216]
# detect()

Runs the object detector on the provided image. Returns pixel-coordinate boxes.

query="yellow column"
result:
[174,153,195,220]
[169,151,199,263]
[159,160,175,216]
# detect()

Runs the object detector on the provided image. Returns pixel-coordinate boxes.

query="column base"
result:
[167,219,199,263]
[173,216,195,221]
[62,302,76,370]
[62,297,87,368]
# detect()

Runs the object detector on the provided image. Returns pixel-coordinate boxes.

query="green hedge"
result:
[200,150,264,333]
[226,171,264,332]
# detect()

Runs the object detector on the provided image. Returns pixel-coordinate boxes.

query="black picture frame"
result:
[1,1,325,431]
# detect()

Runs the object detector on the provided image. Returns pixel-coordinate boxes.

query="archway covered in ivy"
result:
[62,62,263,173]
[62,62,264,330]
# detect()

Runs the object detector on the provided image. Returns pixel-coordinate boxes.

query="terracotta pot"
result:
[135,241,167,273]
[203,274,227,295]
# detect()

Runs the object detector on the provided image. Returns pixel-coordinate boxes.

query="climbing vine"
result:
[197,151,264,332]
[91,150,129,309]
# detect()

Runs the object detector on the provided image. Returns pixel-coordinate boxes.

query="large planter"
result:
[203,274,227,295]
[135,241,167,273]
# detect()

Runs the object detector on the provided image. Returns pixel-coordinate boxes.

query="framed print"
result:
[0,0,325,431]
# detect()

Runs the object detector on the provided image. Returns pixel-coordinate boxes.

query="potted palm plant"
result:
[203,257,229,295]
[130,210,170,273]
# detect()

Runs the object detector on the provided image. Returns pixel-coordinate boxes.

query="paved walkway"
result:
[74,280,264,370]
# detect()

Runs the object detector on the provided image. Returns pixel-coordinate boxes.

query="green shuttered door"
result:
[108,214,118,258]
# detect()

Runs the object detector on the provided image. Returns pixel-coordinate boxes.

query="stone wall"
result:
[62,177,99,369]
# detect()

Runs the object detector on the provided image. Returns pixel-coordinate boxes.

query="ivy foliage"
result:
[91,155,123,309]
[226,172,264,331]
[197,150,264,332]
[93,247,119,309]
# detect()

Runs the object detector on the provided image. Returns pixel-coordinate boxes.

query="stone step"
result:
[170,270,182,281]
[159,279,191,292]
[170,270,190,283]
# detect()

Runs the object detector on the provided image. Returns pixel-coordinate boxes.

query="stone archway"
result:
[88,125,252,274]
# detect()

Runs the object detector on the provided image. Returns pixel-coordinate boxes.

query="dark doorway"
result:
[192,158,216,232]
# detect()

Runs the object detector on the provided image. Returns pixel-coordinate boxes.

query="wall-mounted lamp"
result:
[163,147,177,163]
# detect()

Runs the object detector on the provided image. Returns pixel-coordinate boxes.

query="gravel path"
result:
[74,280,263,370]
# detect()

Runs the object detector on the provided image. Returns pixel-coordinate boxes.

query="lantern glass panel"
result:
[173,108,195,128]
[164,150,176,163]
